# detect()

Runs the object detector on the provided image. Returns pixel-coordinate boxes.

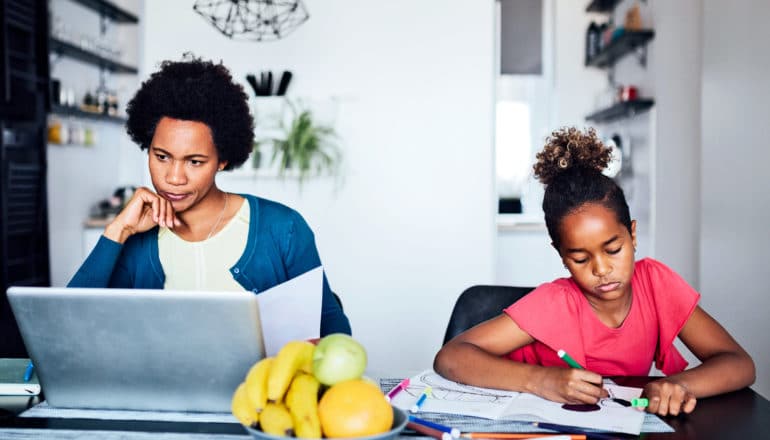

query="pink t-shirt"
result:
[503,258,700,376]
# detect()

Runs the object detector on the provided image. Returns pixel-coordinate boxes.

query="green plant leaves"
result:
[259,100,341,184]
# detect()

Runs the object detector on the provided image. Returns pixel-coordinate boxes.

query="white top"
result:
[158,199,249,291]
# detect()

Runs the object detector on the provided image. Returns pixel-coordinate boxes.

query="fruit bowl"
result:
[245,405,408,440]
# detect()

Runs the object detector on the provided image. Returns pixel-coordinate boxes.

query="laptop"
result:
[6,286,265,413]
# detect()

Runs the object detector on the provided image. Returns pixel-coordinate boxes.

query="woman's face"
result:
[557,203,637,303]
[148,117,226,213]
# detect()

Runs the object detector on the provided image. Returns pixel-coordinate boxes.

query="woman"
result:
[69,56,351,336]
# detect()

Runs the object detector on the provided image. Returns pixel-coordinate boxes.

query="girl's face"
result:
[148,117,227,213]
[556,203,637,303]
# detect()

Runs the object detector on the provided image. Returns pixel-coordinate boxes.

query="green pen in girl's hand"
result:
[557,349,584,369]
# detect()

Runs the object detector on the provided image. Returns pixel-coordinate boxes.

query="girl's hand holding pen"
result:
[643,378,697,416]
[532,366,608,404]
[104,187,180,244]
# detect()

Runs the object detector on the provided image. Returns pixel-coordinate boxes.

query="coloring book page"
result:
[389,370,645,435]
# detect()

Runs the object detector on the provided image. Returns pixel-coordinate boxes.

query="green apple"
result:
[312,333,367,386]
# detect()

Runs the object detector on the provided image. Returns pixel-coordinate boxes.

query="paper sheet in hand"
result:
[257,266,323,356]
[390,370,645,435]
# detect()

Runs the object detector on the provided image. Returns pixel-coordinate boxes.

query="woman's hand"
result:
[531,366,607,404]
[642,378,697,416]
[103,187,179,243]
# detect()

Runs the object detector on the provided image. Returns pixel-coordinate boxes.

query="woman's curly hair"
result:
[533,127,631,250]
[125,55,254,170]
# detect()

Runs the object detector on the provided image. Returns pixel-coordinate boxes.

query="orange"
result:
[318,379,393,438]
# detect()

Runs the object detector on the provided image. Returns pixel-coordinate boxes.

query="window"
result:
[496,0,553,215]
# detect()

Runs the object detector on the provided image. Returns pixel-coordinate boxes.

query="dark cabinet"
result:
[0,0,49,119]
[1,0,51,357]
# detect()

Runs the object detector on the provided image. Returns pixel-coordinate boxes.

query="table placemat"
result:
[19,401,238,423]
[0,429,249,440]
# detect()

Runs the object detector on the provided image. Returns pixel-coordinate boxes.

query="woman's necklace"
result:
[206,192,228,240]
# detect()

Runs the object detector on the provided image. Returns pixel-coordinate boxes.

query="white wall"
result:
[701,0,770,399]
[142,0,497,377]
[649,0,702,286]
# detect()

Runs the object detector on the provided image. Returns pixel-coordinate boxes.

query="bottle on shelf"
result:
[624,2,642,30]
[597,22,610,51]
[585,21,600,64]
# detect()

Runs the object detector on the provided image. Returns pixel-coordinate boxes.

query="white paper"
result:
[0,383,41,396]
[390,370,646,435]
[256,266,323,356]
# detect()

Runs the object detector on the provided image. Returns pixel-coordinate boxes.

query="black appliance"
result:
[1,0,51,357]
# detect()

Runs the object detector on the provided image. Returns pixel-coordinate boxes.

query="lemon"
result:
[318,379,393,438]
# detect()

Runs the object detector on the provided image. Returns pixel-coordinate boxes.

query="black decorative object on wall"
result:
[193,0,309,41]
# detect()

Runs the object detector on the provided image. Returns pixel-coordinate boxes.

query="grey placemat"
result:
[18,401,238,423]
[380,377,674,434]
[0,429,250,440]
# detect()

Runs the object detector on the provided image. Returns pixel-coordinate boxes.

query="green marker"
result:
[631,398,649,408]
[557,349,584,369]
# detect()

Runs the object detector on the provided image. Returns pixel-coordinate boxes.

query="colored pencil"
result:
[409,415,460,438]
[410,386,432,413]
[23,362,34,382]
[533,422,620,440]
[385,378,410,402]
[557,350,584,369]
[407,421,453,440]
[461,434,585,440]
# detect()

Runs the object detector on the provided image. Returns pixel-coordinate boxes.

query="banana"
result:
[299,352,314,375]
[267,340,315,402]
[231,382,259,428]
[245,357,274,413]
[259,402,294,437]
[285,373,322,439]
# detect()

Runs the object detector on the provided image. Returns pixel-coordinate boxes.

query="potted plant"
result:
[260,99,341,183]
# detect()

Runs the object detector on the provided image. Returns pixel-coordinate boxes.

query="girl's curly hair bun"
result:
[533,127,611,185]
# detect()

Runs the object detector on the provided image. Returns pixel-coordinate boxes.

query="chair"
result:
[442,285,534,345]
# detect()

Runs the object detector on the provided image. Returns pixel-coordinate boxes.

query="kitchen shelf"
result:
[586,30,654,68]
[51,104,126,123]
[585,99,654,123]
[50,38,138,74]
[69,0,138,23]
[585,0,622,13]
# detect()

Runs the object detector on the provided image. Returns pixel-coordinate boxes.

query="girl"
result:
[68,57,350,336]
[434,127,754,416]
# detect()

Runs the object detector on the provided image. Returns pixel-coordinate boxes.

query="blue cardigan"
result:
[68,194,351,336]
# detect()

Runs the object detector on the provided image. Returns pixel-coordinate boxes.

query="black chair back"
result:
[443,285,534,345]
